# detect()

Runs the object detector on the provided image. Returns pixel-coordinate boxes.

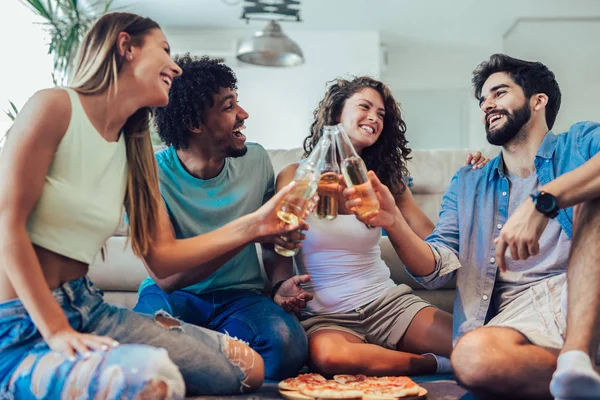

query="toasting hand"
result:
[342,171,401,229]
[251,181,308,242]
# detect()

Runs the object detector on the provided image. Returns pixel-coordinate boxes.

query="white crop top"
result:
[296,213,396,314]
[26,88,128,264]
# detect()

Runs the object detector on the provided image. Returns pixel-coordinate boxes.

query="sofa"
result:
[88,145,498,314]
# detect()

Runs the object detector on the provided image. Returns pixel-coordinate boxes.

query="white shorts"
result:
[488,273,599,362]
[488,273,567,350]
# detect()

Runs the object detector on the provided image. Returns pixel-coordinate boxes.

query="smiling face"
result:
[338,87,386,153]
[479,72,533,146]
[127,28,182,107]
[200,87,249,158]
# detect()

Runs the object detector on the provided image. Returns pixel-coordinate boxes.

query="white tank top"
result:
[296,213,396,314]
[26,88,128,264]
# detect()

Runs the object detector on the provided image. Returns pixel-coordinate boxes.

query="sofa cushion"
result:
[407,147,499,195]
[267,148,305,175]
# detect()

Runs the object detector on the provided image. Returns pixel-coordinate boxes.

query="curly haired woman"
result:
[277,76,488,377]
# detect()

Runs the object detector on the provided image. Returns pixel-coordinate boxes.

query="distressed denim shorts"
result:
[0,276,256,399]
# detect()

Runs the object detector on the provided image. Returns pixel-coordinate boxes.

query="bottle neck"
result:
[334,129,360,159]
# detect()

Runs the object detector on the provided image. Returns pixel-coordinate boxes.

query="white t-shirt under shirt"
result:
[296,213,396,314]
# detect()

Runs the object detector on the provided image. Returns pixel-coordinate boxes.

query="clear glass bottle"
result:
[274,137,329,257]
[334,123,380,219]
[316,126,340,220]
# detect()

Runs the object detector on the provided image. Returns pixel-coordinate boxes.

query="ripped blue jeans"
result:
[134,285,308,380]
[0,277,256,399]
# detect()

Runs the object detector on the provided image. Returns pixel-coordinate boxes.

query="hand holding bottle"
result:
[274,138,330,256]
[251,181,309,242]
[334,124,380,219]
[342,171,401,229]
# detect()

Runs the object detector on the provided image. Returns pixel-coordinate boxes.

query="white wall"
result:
[165,28,381,149]
[382,40,503,150]
[0,2,54,139]
[503,19,600,133]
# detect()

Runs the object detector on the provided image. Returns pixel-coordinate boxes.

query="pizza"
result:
[278,374,427,399]
[300,382,363,399]
[279,373,328,391]
[333,374,368,385]
[359,376,422,394]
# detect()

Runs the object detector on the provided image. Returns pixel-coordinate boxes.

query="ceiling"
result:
[111,0,600,46]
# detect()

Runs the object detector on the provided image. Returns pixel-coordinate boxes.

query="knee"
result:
[308,337,352,375]
[243,351,264,393]
[55,345,185,400]
[261,319,307,379]
[222,336,264,393]
[133,347,185,399]
[451,329,499,391]
[133,288,173,316]
[104,346,185,399]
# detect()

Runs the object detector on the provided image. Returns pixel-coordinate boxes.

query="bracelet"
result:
[271,279,286,300]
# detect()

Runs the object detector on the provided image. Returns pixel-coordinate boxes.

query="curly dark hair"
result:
[154,54,237,149]
[303,76,411,194]
[472,54,561,130]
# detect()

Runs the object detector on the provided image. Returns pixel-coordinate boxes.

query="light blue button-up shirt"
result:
[408,121,600,343]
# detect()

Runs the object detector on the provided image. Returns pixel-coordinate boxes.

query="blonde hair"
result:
[70,12,161,258]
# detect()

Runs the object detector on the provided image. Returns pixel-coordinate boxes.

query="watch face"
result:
[537,193,556,213]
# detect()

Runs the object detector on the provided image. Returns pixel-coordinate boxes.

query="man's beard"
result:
[225,145,248,158]
[486,104,531,146]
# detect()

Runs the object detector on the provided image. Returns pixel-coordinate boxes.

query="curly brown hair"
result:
[303,76,411,194]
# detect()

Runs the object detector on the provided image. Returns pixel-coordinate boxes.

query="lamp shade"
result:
[236,21,304,67]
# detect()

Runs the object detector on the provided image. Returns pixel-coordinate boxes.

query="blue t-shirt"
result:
[138,143,275,295]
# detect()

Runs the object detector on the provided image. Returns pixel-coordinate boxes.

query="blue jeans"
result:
[134,285,308,380]
[0,277,253,399]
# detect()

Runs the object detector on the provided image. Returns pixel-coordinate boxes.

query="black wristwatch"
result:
[530,190,559,219]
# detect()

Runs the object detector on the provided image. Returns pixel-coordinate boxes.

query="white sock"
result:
[550,350,600,400]
[423,353,453,374]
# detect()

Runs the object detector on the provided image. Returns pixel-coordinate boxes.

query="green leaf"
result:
[9,100,19,115]
[3,100,19,122]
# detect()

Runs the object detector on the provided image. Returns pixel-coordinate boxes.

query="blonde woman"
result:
[0,12,303,399]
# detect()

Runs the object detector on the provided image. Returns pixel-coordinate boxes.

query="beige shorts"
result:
[488,273,568,351]
[300,285,431,350]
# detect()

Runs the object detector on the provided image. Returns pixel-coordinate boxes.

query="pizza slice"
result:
[278,373,327,391]
[333,374,368,385]
[299,381,363,399]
